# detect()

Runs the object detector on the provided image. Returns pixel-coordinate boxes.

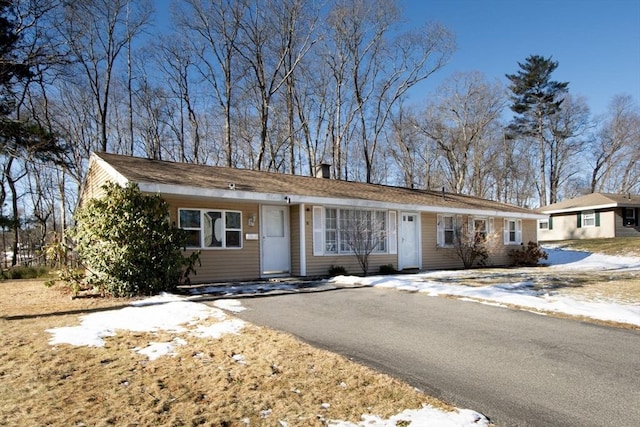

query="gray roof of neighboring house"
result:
[92,152,544,218]
[537,193,640,214]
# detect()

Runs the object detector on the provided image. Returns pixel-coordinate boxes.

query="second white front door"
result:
[261,205,290,276]
[399,212,420,270]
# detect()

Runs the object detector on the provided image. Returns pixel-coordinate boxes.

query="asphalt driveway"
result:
[231,287,640,427]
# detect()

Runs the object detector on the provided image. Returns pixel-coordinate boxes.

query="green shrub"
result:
[510,241,549,266]
[66,182,199,297]
[378,264,397,274]
[328,265,347,276]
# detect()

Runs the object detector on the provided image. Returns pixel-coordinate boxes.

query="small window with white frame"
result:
[443,215,455,245]
[582,210,596,227]
[437,214,456,247]
[473,218,488,242]
[538,219,549,230]
[504,218,522,245]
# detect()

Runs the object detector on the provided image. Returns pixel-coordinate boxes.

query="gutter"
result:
[138,182,547,220]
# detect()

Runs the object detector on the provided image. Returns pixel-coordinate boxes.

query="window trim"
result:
[437,214,457,248]
[582,210,596,228]
[316,206,390,256]
[178,208,243,250]
[504,218,523,245]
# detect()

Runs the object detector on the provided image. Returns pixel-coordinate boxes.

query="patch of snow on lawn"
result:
[135,338,187,360]
[192,318,246,338]
[46,293,244,356]
[213,299,247,312]
[328,405,488,427]
[544,248,640,271]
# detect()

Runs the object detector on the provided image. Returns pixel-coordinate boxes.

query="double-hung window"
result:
[582,210,596,228]
[437,214,456,247]
[503,218,522,245]
[444,216,455,245]
[473,218,488,242]
[179,209,242,249]
[469,217,494,243]
[325,208,338,253]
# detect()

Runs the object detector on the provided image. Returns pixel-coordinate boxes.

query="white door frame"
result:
[398,212,421,270]
[260,204,291,277]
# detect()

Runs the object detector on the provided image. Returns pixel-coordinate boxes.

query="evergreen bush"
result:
[328,265,347,276]
[67,182,199,297]
[378,264,397,274]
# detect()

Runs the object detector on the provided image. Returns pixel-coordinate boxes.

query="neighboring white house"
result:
[537,193,640,241]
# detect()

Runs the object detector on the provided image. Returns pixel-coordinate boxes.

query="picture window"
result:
[179,209,242,249]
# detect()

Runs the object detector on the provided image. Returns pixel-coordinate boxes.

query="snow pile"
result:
[46,293,244,359]
[329,406,488,426]
[329,249,640,326]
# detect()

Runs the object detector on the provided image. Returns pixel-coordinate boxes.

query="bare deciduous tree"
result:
[590,94,640,194]
[418,72,505,195]
[546,94,591,203]
[452,217,500,268]
[325,0,454,183]
[338,209,387,275]
[235,0,316,171]
[57,0,152,153]
[388,103,442,190]
[176,0,247,166]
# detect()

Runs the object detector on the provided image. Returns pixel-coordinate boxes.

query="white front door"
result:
[261,205,290,276]
[399,212,420,270]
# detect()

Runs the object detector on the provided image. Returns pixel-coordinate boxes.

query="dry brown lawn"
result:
[550,237,640,258]
[0,280,453,427]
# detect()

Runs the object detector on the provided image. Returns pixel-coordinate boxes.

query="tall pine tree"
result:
[506,54,569,206]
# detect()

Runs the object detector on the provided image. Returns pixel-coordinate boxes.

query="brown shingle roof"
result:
[94,152,541,217]
[538,193,640,213]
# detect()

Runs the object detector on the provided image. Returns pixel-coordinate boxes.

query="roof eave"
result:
[138,182,546,220]
[540,202,619,214]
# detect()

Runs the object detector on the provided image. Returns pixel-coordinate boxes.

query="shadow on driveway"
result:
[179,278,366,301]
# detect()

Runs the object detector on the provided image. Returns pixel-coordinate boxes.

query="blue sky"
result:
[405,0,640,117]
[153,0,639,118]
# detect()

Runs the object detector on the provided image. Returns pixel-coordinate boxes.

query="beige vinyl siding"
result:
[615,208,640,237]
[422,213,465,269]
[78,161,117,207]
[539,210,616,241]
[423,213,539,269]
[290,205,301,276]
[303,207,397,276]
[164,197,261,283]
